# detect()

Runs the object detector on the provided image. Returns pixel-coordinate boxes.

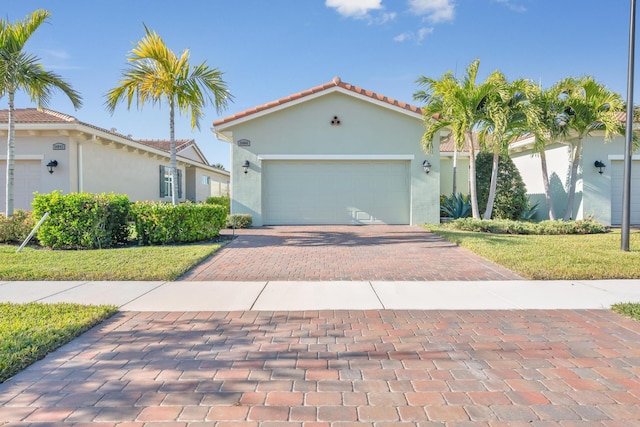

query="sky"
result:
[3,0,637,169]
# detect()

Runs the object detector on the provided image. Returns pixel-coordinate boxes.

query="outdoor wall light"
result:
[242,160,250,174]
[422,160,432,174]
[594,160,606,174]
[46,160,58,174]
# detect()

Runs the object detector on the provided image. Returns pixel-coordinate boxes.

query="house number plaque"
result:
[237,139,251,147]
[53,143,66,150]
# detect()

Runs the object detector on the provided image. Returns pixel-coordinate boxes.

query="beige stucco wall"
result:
[223,90,439,225]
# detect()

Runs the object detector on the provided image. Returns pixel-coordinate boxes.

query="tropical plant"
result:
[105,25,232,205]
[557,76,625,221]
[0,9,82,217]
[478,77,540,219]
[475,151,529,220]
[528,83,573,221]
[414,59,506,219]
[440,193,471,219]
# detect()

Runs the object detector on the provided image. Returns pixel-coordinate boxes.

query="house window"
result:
[159,166,183,198]
[202,175,210,185]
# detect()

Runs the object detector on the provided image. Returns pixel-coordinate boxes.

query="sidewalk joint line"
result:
[250,281,269,310]
[369,281,386,309]
[34,281,91,303]
[118,281,169,309]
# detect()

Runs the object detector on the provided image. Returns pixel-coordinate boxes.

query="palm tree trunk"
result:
[169,101,178,206]
[539,148,556,220]
[5,91,15,218]
[483,143,500,220]
[563,138,583,221]
[452,146,457,194]
[467,132,480,219]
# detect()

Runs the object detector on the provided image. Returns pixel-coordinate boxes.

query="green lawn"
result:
[425,226,640,280]
[0,303,117,383]
[0,242,225,281]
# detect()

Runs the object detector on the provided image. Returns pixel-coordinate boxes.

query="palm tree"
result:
[105,25,232,205]
[414,59,505,219]
[528,83,573,221]
[479,77,540,219]
[0,9,82,217]
[559,77,624,221]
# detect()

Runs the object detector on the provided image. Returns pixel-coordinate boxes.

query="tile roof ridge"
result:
[39,108,78,122]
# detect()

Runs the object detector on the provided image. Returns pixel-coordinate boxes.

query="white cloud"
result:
[494,0,526,12]
[408,0,455,23]
[325,0,384,18]
[394,26,434,43]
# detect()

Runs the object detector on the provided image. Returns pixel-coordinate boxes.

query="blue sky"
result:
[3,1,636,168]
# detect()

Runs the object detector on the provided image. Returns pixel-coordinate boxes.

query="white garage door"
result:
[263,160,410,225]
[610,160,640,225]
[0,160,42,212]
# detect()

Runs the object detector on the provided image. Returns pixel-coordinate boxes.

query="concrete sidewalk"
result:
[1,279,639,310]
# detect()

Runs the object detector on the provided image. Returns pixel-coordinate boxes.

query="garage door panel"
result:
[0,160,42,212]
[263,160,410,225]
[611,160,640,225]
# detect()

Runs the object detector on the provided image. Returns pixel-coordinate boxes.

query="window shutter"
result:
[159,166,166,197]
[177,169,183,199]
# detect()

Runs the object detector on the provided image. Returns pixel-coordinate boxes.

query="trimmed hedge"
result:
[32,192,130,249]
[0,210,36,244]
[444,218,608,235]
[205,196,230,214]
[226,213,252,228]
[130,201,226,245]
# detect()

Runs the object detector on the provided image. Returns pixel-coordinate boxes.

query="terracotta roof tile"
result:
[213,76,423,127]
[0,108,77,123]
[136,139,194,152]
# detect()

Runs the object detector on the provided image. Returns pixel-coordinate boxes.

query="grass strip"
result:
[612,302,640,321]
[0,303,117,383]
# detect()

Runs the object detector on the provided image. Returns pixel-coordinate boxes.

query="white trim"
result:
[0,154,44,160]
[608,155,640,161]
[257,154,415,161]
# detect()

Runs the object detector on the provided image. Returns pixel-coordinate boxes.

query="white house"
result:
[0,108,229,212]
[213,77,440,226]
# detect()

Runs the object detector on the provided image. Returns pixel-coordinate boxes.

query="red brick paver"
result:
[1,309,639,426]
[181,225,522,281]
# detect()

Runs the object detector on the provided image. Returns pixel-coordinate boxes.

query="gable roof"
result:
[137,138,195,152]
[213,76,423,130]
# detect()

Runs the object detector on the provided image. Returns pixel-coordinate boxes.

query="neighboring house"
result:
[213,77,440,226]
[0,108,229,212]
[510,126,640,226]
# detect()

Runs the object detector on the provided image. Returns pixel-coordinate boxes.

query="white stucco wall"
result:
[222,91,439,225]
[439,155,470,196]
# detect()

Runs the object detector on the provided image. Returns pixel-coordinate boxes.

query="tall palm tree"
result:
[0,9,82,217]
[559,76,624,221]
[414,59,505,219]
[105,25,232,205]
[528,83,573,221]
[479,77,540,219]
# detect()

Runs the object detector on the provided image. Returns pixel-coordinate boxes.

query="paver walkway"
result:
[181,225,523,281]
[1,309,639,426]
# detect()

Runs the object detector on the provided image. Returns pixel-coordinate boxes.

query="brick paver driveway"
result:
[181,225,522,281]
[1,309,639,425]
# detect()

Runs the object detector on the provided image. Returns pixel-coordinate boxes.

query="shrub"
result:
[475,151,529,220]
[226,213,252,228]
[444,218,607,235]
[130,201,226,245]
[0,210,36,244]
[440,193,471,219]
[32,192,131,249]
[205,196,230,214]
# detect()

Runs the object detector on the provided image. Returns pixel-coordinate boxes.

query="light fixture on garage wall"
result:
[242,160,250,174]
[594,160,606,174]
[46,160,58,174]
[330,115,341,126]
[422,160,431,174]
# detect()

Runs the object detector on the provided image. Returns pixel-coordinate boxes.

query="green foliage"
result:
[205,196,231,214]
[475,151,529,220]
[0,210,36,243]
[31,192,130,249]
[227,213,252,228]
[520,200,539,221]
[440,193,471,219]
[0,303,117,383]
[611,303,640,321]
[130,201,226,245]
[444,218,607,235]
